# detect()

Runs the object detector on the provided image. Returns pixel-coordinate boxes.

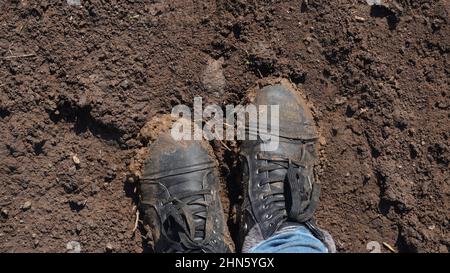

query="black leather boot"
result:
[140,133,230,253]
[239,79,326,249]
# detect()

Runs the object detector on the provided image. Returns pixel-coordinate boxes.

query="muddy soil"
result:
[0,0,448,253]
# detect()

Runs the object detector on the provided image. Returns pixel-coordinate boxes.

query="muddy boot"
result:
[239,79,334,252]
[140,133,230,253]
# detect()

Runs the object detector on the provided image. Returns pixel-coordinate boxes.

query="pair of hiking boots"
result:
[139,80,326,253]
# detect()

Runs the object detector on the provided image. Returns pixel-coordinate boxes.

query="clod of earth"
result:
[202,57,226,97]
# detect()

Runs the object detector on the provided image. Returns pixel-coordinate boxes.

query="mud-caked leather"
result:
[140,133,230,253]
[239,82,325,246]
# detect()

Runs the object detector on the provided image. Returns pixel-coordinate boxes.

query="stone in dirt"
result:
[66,241,81,253]
[0,208,8,218]
[366,0,404,12]
[105,243,113,252]
[366,0,383,5]
[22,201,32,211]
[72,154,81,165]
[67,0,81,6]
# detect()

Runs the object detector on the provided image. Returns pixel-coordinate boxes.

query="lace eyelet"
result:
[263,204,268,209]
[265,214,273,220]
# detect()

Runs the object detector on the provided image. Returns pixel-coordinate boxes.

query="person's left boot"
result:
[139,133,231,253]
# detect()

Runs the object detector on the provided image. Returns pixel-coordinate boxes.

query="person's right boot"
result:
[140,133,230,253]
[238,79,333,252]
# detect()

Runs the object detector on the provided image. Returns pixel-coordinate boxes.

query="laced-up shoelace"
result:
[143,172,219,253]
[256,153,320,224]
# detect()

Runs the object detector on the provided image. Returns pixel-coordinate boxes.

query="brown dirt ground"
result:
[0,0,448,253]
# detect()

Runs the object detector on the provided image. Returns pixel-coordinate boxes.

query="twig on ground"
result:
[1,53,36,60]
[213,129,232,151]
[132,209,140,234]
[256,68,263,78]
[383,242,396,253]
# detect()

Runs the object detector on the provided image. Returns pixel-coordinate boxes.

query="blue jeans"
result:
[249,225,328,253]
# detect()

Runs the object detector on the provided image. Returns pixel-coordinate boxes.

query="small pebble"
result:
[365,0,382,5]
[22,201,32,211]
[319,136,327,146]
[66,241,82,253]
[105,243,114,252]
[72,154,81,165]
[1,208,8,218]
[67,0,81,6]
